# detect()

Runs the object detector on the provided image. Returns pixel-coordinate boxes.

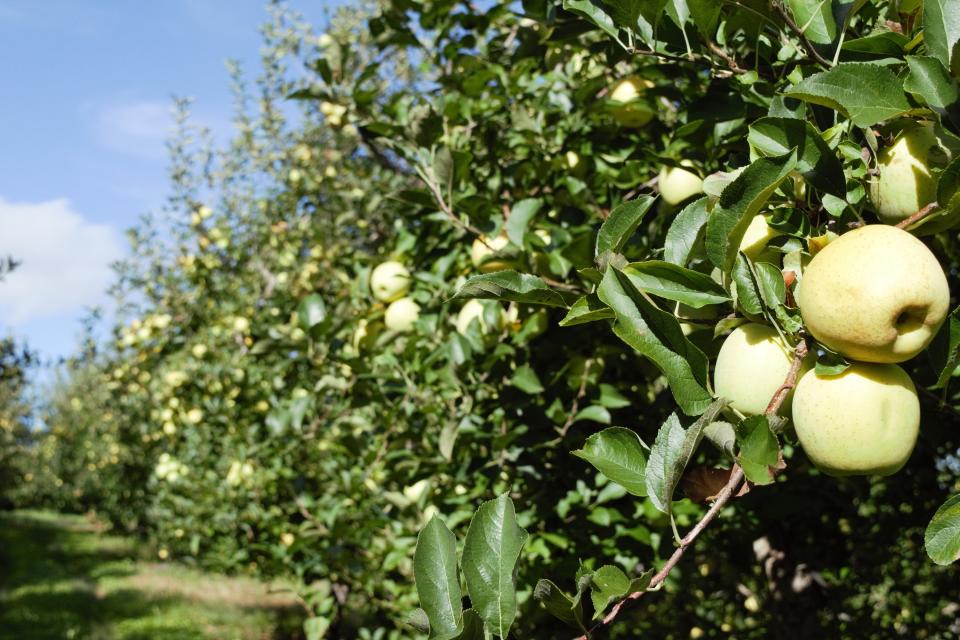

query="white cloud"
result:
[0,197,124,325]
[95,100,174,158]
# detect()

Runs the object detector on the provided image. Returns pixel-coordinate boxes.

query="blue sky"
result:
[0,1,335,364]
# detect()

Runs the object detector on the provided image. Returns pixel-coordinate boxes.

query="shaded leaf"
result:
[533,579,587,633]
[923,0,960,70]
[596,196,657,257]
[510,365,545,394]
[505,198,543,247]
[664,196,710,266]
[597,267,712,415]
[573,427,648,496]
[736,415,780,486]
[589,565,652,619]
[455,271,568,307]
[747,117,845,196]
[929,305,960,389]
[560,294,615,327]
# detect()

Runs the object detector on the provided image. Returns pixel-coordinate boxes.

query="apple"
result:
[456,299,505,335]
[609,76,656,128]
[798,225,949,363]
[792,362,919,476]
[384,297,420,332]
[470,234,511,272]
[739,214,781,261]
[658,161,703,205]
[869,122,947,224]
[714,323,809,416]
[370,261,411,302]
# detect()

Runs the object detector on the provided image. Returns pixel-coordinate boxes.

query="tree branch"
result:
[895,201,940,230]
[578,339,810,639]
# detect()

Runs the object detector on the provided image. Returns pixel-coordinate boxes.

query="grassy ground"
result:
[0,510,306,640]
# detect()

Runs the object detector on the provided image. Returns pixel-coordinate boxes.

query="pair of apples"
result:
[715,225,950,476]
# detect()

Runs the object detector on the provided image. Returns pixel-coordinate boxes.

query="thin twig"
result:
[559,361,592,437]
[418,167,489,240]
[773,2,832,67]
[895,201,940,230]
[577,339,810,639]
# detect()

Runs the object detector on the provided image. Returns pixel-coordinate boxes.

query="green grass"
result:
[0,510,305,640]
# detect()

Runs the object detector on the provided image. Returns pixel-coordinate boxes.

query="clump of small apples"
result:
[713,150,950,477]
[369,261,420,333]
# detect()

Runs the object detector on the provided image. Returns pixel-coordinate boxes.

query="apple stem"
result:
[576,339,810,640]
[895,201,940,230]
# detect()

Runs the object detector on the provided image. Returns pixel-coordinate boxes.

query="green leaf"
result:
[414,515,463,640]
[560,295,615,327]
[664,197,710,266]
[904,56,959,113]
[928,305,960,388]
[925,494,960,565]
[303,616,331,640]
[589,565,652,619]
[297,294,328,335]
[736,415,780,485]
[814,344,851,376]
[785,63,912,128]
[599,383,631,409]
[730,254,763,317]
[574,405,612,424]
[785,0,836,44]
[572,427,648,496]
[533,579,587,633]
[596,267,712,415]
[462,495,528,638]
[747,117,846,196]
[705,152,797,274]
[510,365,545,394]
[563,0,620,38]
[595,196,657,257]
[505,198,543,247]
[645,399,728,516]
[923,0,960,70]
[754,261,787,310]
[455,271,569,307]
[623,260,730,308]
[451,610,485,640]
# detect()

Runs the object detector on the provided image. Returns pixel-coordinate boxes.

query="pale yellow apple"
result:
[658,161,703,205]
[470,234,511,272]
[456,299,506,335]
[739,214,781,260]
[798,225,949,363]
[792,362,919,476]
[869,122,946,224]
[384,297,420,332]
[714,323,809,415]
[609,76,656,128]
[370,261,411,302]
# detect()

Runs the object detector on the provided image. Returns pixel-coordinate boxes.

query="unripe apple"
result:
[714,323,809,416]
[798,225,949,363]
[370,261,411,302]
[869,122,947,224]
[739,214,781,260]
[792,362,919,476]
[384,297,420,332]
[470,234,511,272]
[456,299,505,335]
[609,76,656,128]
[658,161,703,205]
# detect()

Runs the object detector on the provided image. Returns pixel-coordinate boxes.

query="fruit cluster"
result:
[715,221,949,476]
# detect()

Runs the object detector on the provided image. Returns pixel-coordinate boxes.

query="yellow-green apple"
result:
[370,261,411,302]
[798,225,949,363]
[456,299,505,335]
[658,161,703,205]
[739,214,781,261]
[384,297,420,332]
[470,234,511,272]
[714,323,809,415]
[869,122,948,224]
[792,362,919,476]
[609,76,655,127]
